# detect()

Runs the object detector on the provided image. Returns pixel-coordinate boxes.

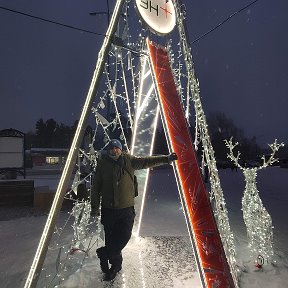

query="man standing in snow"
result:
[91,138,177,281]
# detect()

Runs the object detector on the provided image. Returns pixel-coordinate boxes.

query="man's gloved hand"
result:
[168,152,178,163]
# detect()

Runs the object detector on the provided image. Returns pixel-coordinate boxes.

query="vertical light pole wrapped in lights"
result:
[24,0,126,287]
[130,55,160,236]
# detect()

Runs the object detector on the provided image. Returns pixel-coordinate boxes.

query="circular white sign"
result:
[135,0,177,35]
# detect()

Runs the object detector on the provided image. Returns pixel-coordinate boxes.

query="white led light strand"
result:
[120,57,134,128]
[104,67,129,150]
[131,54,159,236]
[24,1,126,286]
[173,0,239,285]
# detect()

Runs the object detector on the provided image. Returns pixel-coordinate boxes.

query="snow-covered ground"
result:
[1,166,288,287]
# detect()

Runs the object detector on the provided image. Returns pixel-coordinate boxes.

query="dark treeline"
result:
[206,112,262,160]
[26,113,264,161]
[26,118,77,149]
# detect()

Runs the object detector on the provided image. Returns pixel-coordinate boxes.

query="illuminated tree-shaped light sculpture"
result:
[25,0,239,286]
[225,138,284,265]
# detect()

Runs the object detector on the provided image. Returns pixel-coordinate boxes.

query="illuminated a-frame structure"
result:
[25,1,238,287]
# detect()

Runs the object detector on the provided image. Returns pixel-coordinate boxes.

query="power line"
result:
[192,0,260,44]
[1,0,260,43]
[0,5,106,37]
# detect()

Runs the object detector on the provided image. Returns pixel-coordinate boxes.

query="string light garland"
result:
[25,1,243,286]
[173,0,239,285]
[225,138,284,265]
[31,3,147,284]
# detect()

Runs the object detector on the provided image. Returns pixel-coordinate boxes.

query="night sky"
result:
[0,0,287,147]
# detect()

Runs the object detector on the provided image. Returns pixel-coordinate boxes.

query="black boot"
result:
[96,247,109,273]
[103,265,122,281]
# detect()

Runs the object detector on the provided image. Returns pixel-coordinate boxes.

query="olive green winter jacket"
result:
[91,152,169,211]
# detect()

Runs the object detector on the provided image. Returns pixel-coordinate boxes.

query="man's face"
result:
[109,146,122,157]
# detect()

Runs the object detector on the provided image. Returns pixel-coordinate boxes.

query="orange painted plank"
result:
[147,39,235,288]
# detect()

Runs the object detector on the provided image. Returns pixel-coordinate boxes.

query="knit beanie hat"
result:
[107,139,122,150]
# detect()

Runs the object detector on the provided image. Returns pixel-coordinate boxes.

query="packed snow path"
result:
[1,167,288,287]
[61,236,197,288]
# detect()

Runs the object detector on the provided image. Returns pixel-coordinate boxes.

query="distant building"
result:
[27,148,69,167]
[0,128,25,179]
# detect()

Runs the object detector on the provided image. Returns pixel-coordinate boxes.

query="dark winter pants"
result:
[101,207,135,268]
